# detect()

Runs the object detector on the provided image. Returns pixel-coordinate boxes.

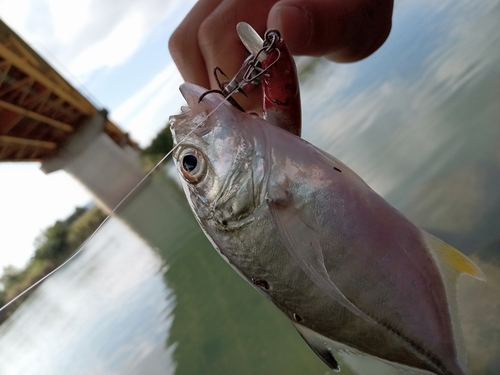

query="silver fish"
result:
[169,83,485,375]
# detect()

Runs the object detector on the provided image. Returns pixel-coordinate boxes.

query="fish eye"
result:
[178,147,206,184]
[182,154,198,172]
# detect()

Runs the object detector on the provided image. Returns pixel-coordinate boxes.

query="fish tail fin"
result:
[422,231,485,374]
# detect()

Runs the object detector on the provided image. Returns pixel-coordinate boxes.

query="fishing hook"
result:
[198,29,282,108]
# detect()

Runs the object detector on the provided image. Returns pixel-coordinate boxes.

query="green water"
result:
[118,174,339,374]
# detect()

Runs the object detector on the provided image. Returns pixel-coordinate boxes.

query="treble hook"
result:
[198,27,282,109]
[197,55,253,110]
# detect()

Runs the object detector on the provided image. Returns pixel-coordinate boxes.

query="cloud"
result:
[68,11,146,78]
[1,0,187,81]
[110,63,185,146]
[46,0,92,42]
[0,0,31,31]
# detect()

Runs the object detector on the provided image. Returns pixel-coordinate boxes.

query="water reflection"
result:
[302,1,500,373]
[119,172,338,374]
[1,0,500,374]
[0,217,176,375]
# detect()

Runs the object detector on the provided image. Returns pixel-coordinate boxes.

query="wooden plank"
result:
[0,99,74,132]
[0,61,11,86]
[0,76,33,97]
[0,134,57,149]
[23,88,50,110]
[0,108,22,132]
[0,157,42,162]
[0,43,96,114]
[0,142,43,161]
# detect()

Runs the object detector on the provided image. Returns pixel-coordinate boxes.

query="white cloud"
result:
[0,0,31,30]
[1,0,187,81]
[62,0,188,81]
[69,11,146,78]
[46,0,91,42]
[110,63,185,146]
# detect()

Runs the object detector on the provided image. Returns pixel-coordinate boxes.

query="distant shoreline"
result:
[0,205,106,325]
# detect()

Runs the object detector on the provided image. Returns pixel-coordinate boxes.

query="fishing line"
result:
[0,89,239,313]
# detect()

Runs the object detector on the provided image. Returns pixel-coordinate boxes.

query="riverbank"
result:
[0,206,106,324]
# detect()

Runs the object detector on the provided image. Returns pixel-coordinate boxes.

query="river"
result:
[1,1,499,374]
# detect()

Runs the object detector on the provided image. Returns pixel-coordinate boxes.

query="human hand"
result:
[169,0,393,111]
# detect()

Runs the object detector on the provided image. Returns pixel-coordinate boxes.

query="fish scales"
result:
[170,83,484,375]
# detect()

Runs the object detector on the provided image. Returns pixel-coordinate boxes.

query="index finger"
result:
[169,0,224,88]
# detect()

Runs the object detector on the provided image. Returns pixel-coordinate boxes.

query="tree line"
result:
[0,205,107,325]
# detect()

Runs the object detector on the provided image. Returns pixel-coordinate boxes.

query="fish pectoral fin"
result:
[267,199,375,324]
[292,322,341,371]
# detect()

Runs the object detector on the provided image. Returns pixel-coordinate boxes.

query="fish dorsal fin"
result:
[422,231,486,372]
[267,198,375,324]
[292,322,341,371]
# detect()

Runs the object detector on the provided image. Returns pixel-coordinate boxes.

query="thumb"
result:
[267,0,393,62]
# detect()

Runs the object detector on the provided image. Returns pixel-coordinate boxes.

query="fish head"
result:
[169,83,267,227]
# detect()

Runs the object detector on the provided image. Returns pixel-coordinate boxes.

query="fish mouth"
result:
[179,82,206,107]
[179,82,225,109]
[171,82,242,143]
[169,83,218,142]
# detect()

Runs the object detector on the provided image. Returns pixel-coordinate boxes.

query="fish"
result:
[169,82,486,375]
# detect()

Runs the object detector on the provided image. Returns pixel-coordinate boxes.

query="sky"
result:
[0,0,196,271]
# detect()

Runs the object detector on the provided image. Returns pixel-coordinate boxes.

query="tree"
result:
[33,221,69,260]
[140,126,173,169]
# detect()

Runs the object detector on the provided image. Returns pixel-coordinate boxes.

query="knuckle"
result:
[198,16,221,49]
[198,15,230,61]
[168,27,187,61]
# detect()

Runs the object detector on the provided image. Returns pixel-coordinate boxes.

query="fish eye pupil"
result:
[182,154,198,172]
